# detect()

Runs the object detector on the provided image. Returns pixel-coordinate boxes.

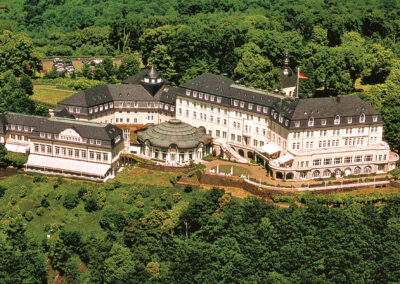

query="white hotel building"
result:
[52,65,398,181]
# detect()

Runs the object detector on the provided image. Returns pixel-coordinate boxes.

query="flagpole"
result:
[296,67,300,98]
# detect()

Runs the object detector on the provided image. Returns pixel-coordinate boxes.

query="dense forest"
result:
[0,173,400,283]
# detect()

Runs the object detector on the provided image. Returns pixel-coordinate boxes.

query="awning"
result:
[26,154,111,177]
[5,144,27,153]
[276,153,294,164]
[260,143,281,155]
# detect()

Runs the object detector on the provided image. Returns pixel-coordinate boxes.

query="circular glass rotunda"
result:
[137,119,212,165]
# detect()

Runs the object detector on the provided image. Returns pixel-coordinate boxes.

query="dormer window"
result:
[217,97,222,103]
[239,101,244,108]
[193,91,198,98]
[233,100,238,106]
[210,95,215,101]
[151,79,155,83]
[99,105,103,111]
[186,90,190,96]
[334,115,340,125]
[94,106,98,112]
[274,113,278,119]
[372,116,377,122]
[105,104,108,110]
[157,78,162,83]
[279,114,283,123]
[285,120,289,126]
[347,117,352,124]
[257,105,261,112]
[295,121,300,127]
[109,103,113,108]
[360,113,365,123]
[248,103,253,110]
[144,78,149,83]
[263,107,268,113]
[89,139,94,144]
[76,107,81,113]
[96,140,101,145]
[40,132,45,138]
[199,93,203,99]
[322,119,326,126]
[308,117,314,127]
[204,94,209,100]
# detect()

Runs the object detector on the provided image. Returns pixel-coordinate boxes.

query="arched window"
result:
[312,170,320,178]
[360,113,365,123]
[308,117,314,127]
[364,166,372,174]
[334,115,340,125]
[354,166,361,175]
[323,169,331,177]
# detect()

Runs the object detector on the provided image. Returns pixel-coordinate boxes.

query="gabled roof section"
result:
[181,73,234,97]
[59,84,111,107]
[290,96,380,120]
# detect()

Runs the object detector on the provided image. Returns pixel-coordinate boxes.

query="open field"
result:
[32,84,76,106]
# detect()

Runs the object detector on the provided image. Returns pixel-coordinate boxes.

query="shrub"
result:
[41,198,50,208]
[0,185,7,197]
[77,187,87,200]
[184,185,193,193]
[5,152,27,168]
[202,155,213,162]
[172,192,181,202]
[84,197,98,212]
[63,193,80,209]
[105,181,121,191]
[33,175,47,183]
[36,207,44,216]
[136,201,144,208]
[99,207,127,232]
[24,211,34,221]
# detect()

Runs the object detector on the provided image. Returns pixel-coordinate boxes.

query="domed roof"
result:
[137,119,212,149]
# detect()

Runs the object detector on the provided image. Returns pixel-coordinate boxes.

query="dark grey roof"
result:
[3,112,48,128]
[181,73,234,97]
[160,87,180,104]
[37,117,122,141]
[122,69,149,84]
[59,85,112,107]
[137,119,211,149]
[58,84,170,108]
[0,112,123,147]
[290,96,379,120]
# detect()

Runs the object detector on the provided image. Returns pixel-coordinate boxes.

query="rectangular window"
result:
[34,143,39,152]
[89,151,94,160]
[344,156,352,163]
[81,151,87,159]
[96,152,101,161]
[354,156,362,162]
[217,97,222,103]
[364,155,373,162]
[55,146,60,155]
[74,149,80,158]
[68,148,73,157]
[40,132,45,138]
[324,158,332,165]
[313,159,321,166]
[40,145,45,153]
[96,140,101,145]
[231,134,235,141]
[61,147,66,156]
[47,146,52,154]
[103,153,108,161]
[334,157,342,164]
[90,139,94,144]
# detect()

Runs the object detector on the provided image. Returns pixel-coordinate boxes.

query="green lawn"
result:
[32,84,76,106]
[211,164,250,176]
[0,169,204,242]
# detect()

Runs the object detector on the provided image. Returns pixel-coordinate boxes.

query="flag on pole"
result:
[298,72,308,79]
